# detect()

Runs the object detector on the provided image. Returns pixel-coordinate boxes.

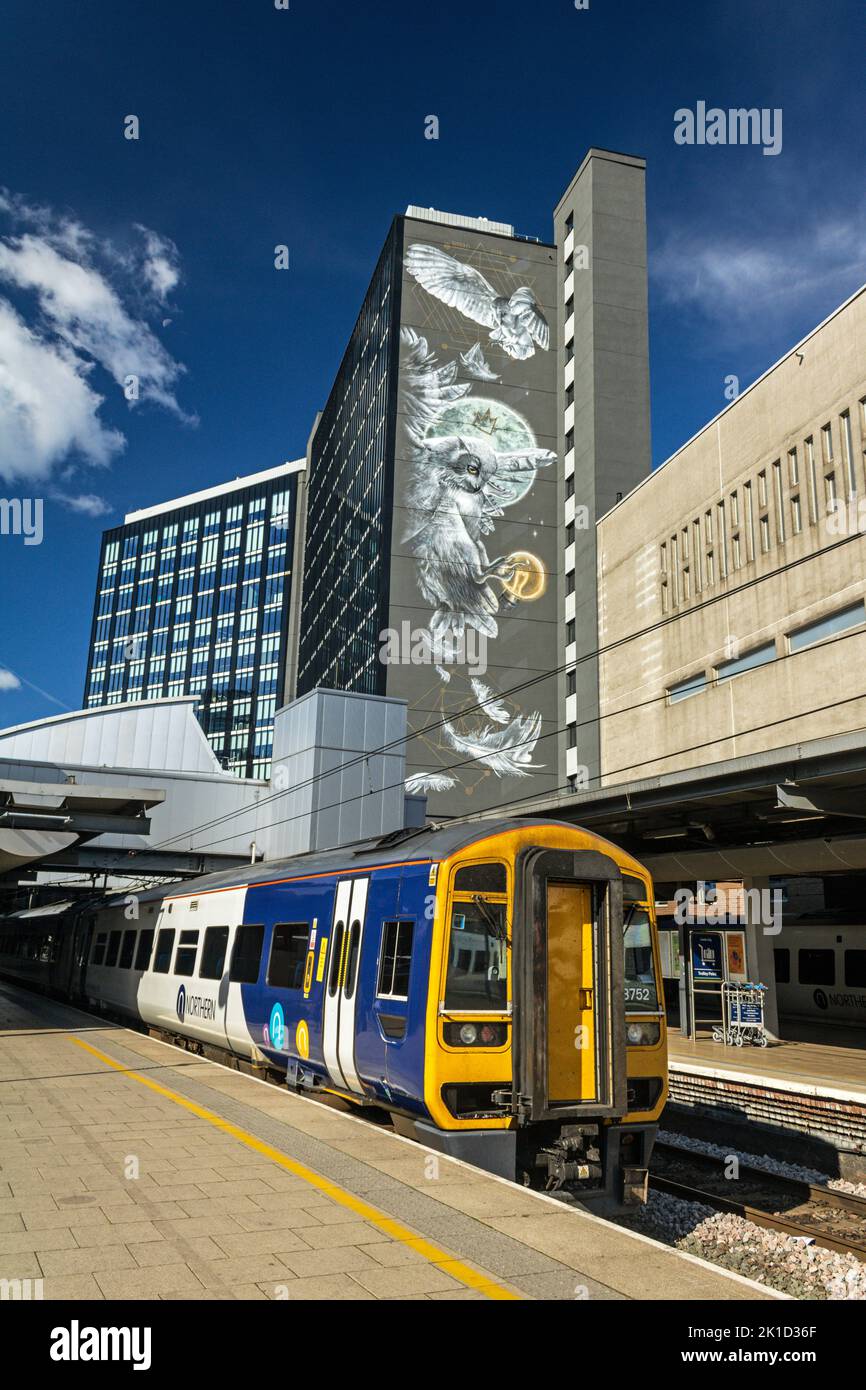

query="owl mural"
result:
[398,237,555,800]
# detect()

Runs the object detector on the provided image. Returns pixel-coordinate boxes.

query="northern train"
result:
[773,918,866,1028]
[0,819,667,1205]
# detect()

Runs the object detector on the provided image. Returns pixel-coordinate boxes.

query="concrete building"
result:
[83,461,304,780]
[289,152,653,817]
[556,150,652,789]
[290,206,562,816]
[596,283,866,783]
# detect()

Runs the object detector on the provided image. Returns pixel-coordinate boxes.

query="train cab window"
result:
[230,924,264,984]
[134,930,154,971]
[92,933,107,966]
[119,930,137,969]
[798,948,835,986]
[445,900,507,1011]
[454,864,507,894]
[105,931,122,967]
[200,926,230,981]
[267,924,309,989]
[623,875,649,904]
[153,928,176,974]
[773,948,790,984]
[845,950,866,988]
[623,908,660,1012]
[377,921,414,1000]
[174,930,200,977]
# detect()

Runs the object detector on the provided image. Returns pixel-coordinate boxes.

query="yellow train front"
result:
[393,818,667,1207]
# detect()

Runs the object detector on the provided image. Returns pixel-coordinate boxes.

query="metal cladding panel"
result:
[0,700,222,775]
[269,690,408,856]
[388,217,560,816]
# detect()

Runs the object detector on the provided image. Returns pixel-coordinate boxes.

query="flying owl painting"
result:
[405,243,550,360]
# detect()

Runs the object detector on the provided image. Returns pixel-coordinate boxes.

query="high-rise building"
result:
[290,152,652,815]
[554,150,652,790]
[84,461,304,779]
[291,207,562,816]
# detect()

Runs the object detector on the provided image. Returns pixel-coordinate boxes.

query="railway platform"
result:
[0,981,776,1302]
[668,1031,866,1179]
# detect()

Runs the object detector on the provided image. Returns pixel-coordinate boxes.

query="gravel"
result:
[658,1128,866,1198]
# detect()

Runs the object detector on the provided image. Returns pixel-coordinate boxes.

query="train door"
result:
[512,848,626,1122]
[322,877,369,1095]
[546,883,596,1103]
[71,912,95,998]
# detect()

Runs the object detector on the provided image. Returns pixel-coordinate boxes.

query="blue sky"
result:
[1,0,864,727]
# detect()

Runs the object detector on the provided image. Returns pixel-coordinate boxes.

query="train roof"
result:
[122,817,621,906]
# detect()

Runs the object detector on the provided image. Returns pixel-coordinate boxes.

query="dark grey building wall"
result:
[390,216,560,815]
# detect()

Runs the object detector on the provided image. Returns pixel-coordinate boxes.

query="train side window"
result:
[454,864,507,894]
[174,930,199,977]
[153,928,176,974]
[119,931,137,969]
[92,933,107,966]
[798,948,835,986]
[230,924,264,984]
[134,930,154,971]
[105,931,122,967]
[344,922,361,1000]
[267,924,309,989]
[773,948,790,984]
[200,926,230,981]
[328,922,346,997]
[845,950,866,988]
[377,921,414,1000]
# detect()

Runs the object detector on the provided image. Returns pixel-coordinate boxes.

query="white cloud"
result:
[0,669,21,691]
[0,298,124,483]
[51,491,112,517]
[0,190,193,487]
[135,225,181,303]
[653,205,866,342]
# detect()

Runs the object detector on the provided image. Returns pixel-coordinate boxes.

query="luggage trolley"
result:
[713,982,768,1047]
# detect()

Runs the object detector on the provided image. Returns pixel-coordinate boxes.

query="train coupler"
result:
[537,1124,603,1191]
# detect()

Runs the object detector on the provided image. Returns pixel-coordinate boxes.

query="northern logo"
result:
[176,984,186,1021]
[813,988,828,1011]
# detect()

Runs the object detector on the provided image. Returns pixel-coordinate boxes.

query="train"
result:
[0,819,667,1206]
[773,918,866,1028]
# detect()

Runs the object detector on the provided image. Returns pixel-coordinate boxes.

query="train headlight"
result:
[444,1022,508,1047]
[627,1022,660,1046]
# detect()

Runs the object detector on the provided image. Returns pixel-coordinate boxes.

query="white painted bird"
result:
[442,711,544,777]
[405,244,550,360]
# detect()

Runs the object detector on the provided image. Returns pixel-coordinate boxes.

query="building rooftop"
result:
[123,458,306,525]
[404,205,515,237]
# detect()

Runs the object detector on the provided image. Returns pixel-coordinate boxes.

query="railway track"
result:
[650,1140,866,1262]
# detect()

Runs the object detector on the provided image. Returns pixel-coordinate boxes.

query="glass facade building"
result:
[84,462,303,779]
[295,223,401,698]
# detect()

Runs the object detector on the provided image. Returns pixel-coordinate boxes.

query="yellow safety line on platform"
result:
[70,1036,520,1301]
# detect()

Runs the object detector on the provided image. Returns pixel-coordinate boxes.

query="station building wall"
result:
[597,285,866,784]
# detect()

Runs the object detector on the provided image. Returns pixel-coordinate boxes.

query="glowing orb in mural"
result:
[500,551,547,602]
[426,397,535,452]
